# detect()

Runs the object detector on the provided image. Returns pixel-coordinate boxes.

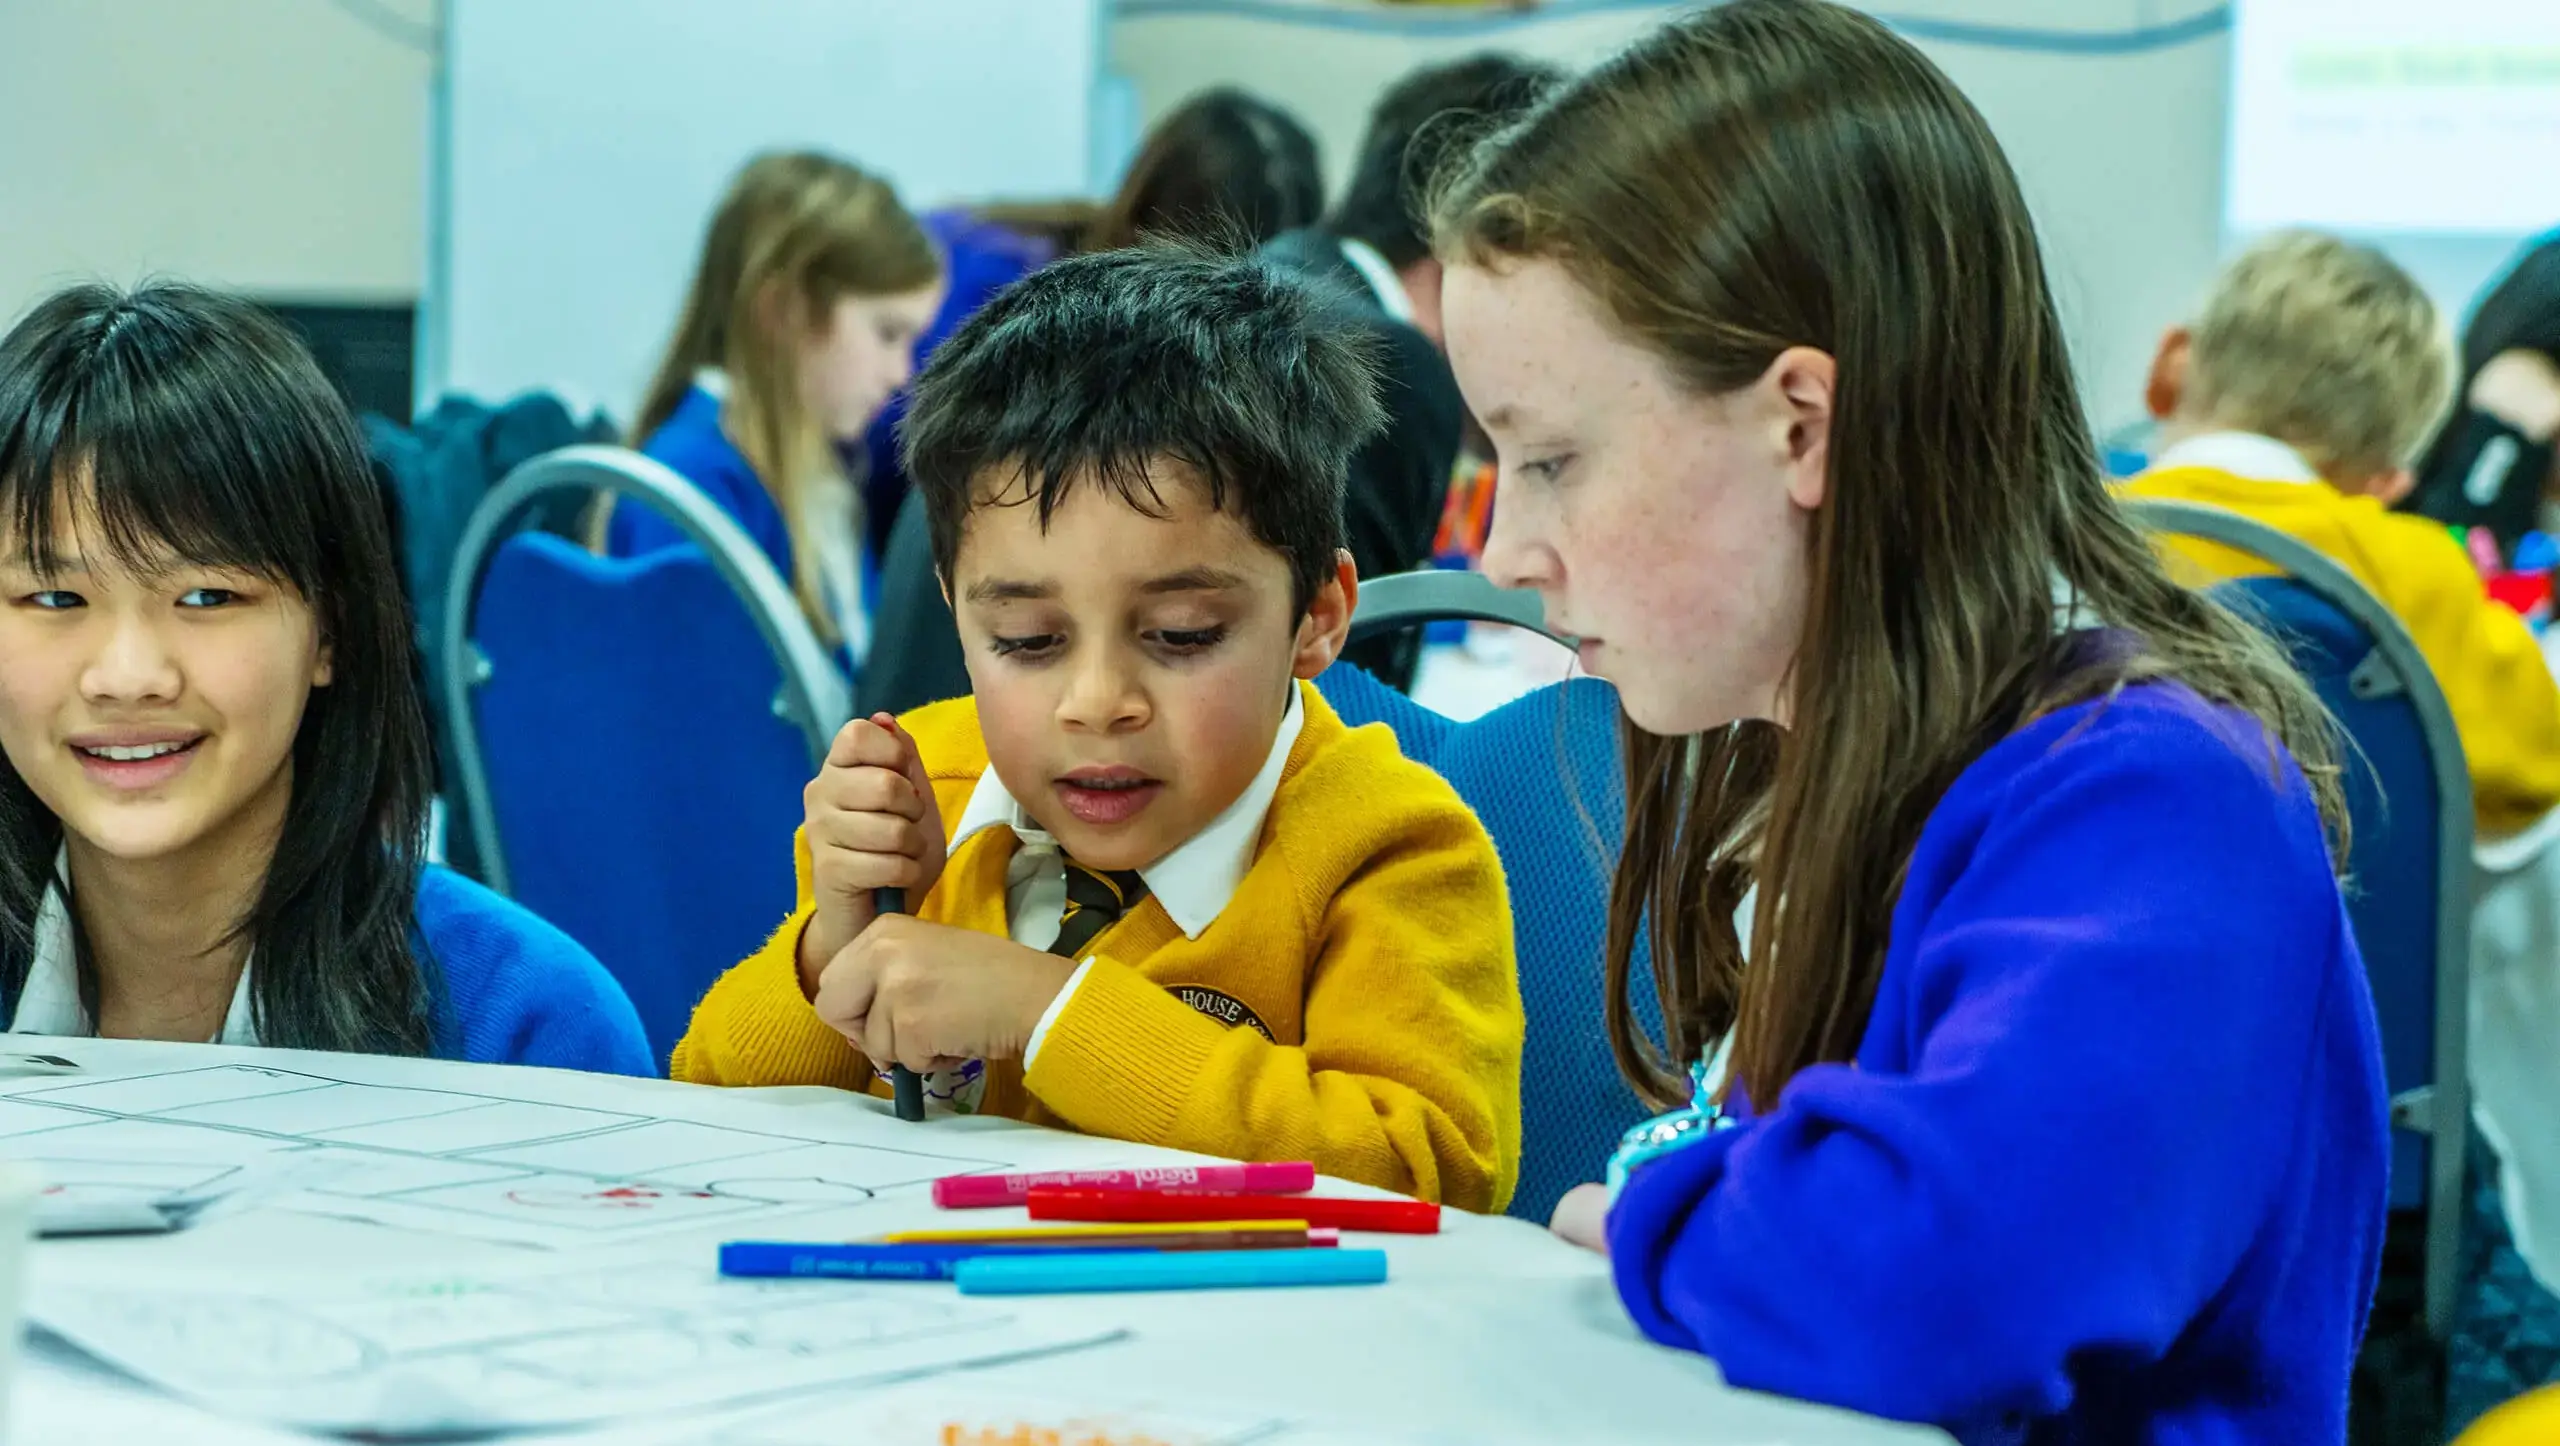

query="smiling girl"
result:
[0,283,650,1070]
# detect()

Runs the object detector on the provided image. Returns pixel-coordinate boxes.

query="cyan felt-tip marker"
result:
[952,1246,1389,1296]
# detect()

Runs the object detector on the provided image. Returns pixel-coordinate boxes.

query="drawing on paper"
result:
[502,1183,717,1211]
[28,1156,243,1200]
[629,1380,1308,1446]
[0,1064,1011,1247]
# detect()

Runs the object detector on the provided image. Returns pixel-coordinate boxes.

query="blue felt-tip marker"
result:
[952,1247,1389,1296]
[719,1241,1148,1282]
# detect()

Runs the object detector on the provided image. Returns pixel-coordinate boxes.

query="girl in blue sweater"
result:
[609,151,945,661]
[0,283,650,1075]
[1434,3,2388,1441]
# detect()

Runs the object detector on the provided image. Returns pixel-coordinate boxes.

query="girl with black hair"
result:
[0,282,650,1071]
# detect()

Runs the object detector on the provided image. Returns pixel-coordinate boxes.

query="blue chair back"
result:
[1435,678,1656,1226]
[1312,661,1456,759]
[2226,574,2445,1209]
[445,447,848,1068]
[1327,570,1659,1224]
[2129,498,2472,1339]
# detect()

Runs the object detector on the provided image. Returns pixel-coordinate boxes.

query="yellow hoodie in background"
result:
[2124,453,2560,836]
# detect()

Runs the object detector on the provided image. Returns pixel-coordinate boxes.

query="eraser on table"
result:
[1025,1186,1439,1235]
[931,1161,1315,1209]
[953,1247,1389,1296]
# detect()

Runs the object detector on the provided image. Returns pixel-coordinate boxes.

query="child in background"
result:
[2408,233,2560,552]
[1078,87,1325,253]
[674,246,1524,1212]
[0,283,650,1072]
[2131,235,2560,1427]
[609,150,946,660]
[2125,230,2560,837]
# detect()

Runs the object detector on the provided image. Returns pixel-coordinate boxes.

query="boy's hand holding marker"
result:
[797,713,946,994]
[817,913,1076,1070]
[800,713,1075,1071]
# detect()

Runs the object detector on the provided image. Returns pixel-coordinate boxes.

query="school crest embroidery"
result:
[1171,986,1276,1041]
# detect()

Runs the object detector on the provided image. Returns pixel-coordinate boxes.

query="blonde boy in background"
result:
[2124,230,2560,1313]
[2125,229,2560,836]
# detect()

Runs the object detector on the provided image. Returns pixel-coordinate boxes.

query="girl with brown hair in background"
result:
[607,151,945,660]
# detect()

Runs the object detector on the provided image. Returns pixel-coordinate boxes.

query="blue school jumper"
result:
[0,867,650,1076]
[606,385,872,668]
[606,384,792,580]
[1609,685,2389,1444]
[416,866,652,1075]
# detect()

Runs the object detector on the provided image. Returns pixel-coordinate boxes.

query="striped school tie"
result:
[1051,861,1148,960]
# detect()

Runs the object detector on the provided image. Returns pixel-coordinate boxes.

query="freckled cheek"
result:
[1564,488,1700,644]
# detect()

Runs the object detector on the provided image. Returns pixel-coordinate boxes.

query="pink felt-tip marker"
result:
[931,1162,1317,1210]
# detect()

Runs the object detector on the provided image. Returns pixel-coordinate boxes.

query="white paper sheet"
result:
[599,1378,1632,1446]
[35,1260,1124,1436]
[6,1040,1937,1446]
[0,1055,1026,1249]
[626,1383,1296,1446]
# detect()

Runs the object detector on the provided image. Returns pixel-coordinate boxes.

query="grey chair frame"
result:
[1348,568,1563,647]
[439,444,849,897]
[2129,496,2472,1339]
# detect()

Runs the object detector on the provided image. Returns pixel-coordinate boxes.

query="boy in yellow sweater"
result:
[673,245,1524,1211]
[2123,230,2560,836]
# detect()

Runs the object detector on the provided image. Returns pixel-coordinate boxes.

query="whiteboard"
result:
[2228,0,2560,236]
[424,0,1106,418]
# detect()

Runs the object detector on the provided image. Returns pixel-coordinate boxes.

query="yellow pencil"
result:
[881,1219,1311,1246]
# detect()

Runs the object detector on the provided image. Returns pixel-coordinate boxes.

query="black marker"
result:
[874,886,926,1122]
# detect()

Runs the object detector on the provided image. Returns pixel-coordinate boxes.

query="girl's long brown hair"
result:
[630,151,939,640]
[1433,0,2344,1113]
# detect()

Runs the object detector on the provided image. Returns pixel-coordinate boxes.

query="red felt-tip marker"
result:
[932,1162,1316,1210]
[1026,1186,1440,1235]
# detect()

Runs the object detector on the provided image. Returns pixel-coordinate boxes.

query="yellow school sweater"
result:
[2123,461,2560,835]
[672,680,1524,1212]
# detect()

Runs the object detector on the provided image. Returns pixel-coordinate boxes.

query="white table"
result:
[3,1040,1942,1445]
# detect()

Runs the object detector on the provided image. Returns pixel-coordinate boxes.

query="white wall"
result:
[1111,0,2234,434]
[5,0,2537,429]
[0,0,433,323]
[427,0,1106,415]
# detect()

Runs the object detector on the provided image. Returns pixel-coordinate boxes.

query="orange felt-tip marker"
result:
[1025,1186,1439,1235]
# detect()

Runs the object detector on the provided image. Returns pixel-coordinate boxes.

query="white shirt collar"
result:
[2051,568,2105,633]
[691,366,731,401]
[8,850,258,1046]
[2150,431,2323,485]
[948,682,1307,939]
[1334,238,1416,326]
